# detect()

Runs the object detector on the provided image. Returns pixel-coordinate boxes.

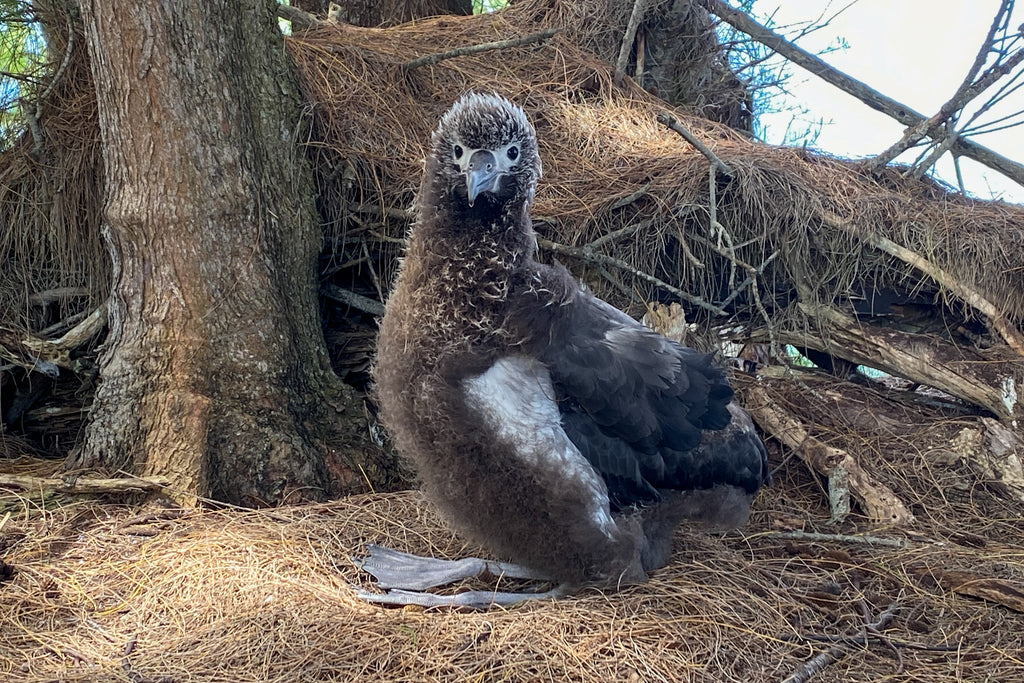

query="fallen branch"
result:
[699,0,1024,188]
[780,302,1021,421]
[321,283,386,317]
[0,473,170,495]
[20,304,108,370]
[607,184,651,211]
[403,28,563,71]
[747,385,914,525]
[0,305,107,376]
[950,419,1024,504]
[26,287,90,306]
[821,211,1024,355]
[908,565,1024,613]
[765,530,908,548]
[276,3,323,31]
[588,217,655,250]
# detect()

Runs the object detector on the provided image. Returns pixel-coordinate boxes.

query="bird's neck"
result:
[418,195,538,271]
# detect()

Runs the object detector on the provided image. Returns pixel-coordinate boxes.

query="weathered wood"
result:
[321,283,385,317]
[909,565,1024,613]
[822,211,1024,355]
[20,304,108,370]
[773,304,1021,421]
[0,473,170,495]
[949,419,1024,504]
[747,385,914,525]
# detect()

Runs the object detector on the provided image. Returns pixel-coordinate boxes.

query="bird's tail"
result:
[639,485,754,572]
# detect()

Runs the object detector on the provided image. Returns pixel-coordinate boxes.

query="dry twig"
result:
[657,111,733,175]
[782,602,901,683]
[537,237,726,315]
[403,28,563,71]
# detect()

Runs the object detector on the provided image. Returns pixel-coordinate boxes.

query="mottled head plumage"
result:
[427,92,542,211]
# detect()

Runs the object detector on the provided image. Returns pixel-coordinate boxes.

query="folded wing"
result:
[531,292,766,509]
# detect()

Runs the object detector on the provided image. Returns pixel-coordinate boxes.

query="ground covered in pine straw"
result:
[2,452,1023,683]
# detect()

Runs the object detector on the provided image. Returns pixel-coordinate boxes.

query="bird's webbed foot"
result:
[353,544,564,609]
[354,544,550,590]
[354,585,568,609]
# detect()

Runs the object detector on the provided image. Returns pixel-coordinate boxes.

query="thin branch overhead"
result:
[869,0,1024,177]
[699,0,1024,189]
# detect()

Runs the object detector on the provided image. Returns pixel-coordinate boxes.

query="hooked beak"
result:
[465,149,501,207]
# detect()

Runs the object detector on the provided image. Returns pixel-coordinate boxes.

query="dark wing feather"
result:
[524,288,763,509]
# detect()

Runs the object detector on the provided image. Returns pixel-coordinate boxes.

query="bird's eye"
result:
[453,145,463,160]
[506,146,519,161]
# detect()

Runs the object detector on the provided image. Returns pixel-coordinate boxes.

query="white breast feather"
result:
[463,356,616,536]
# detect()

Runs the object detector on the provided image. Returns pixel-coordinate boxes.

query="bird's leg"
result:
[354,544,552,590]
[353,544,566,609]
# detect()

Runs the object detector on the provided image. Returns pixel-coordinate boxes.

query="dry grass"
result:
[0,1,106,331]
[3,416,1024,683]
[3,374,1024,682]
[3,1,1022,342]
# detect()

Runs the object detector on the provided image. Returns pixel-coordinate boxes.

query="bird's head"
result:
[427,93,542,213]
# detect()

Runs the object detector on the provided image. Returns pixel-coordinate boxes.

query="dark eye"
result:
[453,145,463,160]
[506,146,519,161]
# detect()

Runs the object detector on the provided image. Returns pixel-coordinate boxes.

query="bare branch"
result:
[276,4,323,31]
[321,283,385,317]
[763,530,907,548]
[821,211,1024,355]
[698,0,1024,188]
[0,473,170,495]
[26,10,74,157]
[657,111,734,175]
[403,28,563,71]
[615,0,648,86]
[781,603,900,683]
[18,304,108,371]
[537,237,726,315]
[870,45,1024,173]
[747,385,914,524]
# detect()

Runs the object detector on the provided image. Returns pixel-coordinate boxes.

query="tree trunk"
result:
[69,0,350,506]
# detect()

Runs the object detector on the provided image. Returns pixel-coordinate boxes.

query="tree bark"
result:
[70,0,348,506]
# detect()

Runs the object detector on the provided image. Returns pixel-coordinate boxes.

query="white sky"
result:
[753,0,1024,204]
